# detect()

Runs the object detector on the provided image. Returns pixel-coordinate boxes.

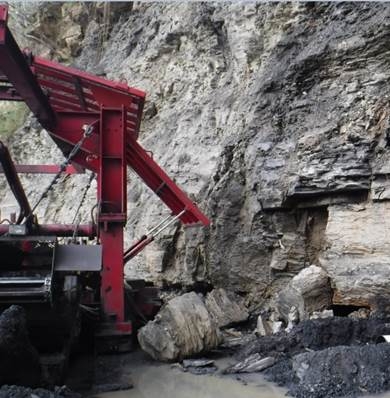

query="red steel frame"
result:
[0,4,210,333]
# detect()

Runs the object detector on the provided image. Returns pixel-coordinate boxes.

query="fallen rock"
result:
[182,358,215,368]
[138,292,221,361]
[286,306,299,332]
[225,353,276,374]
[220,331,256,349]
[181,358,217,375]
[348,307,370,319]
[309,309,334,320]
[255,314,272,336]
[275,265,332,322]
[0,305,42,387]
[205,288,249,328]
[272,321,284,334]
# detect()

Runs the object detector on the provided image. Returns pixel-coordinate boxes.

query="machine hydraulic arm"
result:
[0,4,209,336]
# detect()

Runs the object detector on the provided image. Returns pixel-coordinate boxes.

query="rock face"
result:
[205,288,249,328]
[6,3,390,311]
[276,265,332,322]
[0,306,41,387]
[320,202,390,310]
[138,292,221,361]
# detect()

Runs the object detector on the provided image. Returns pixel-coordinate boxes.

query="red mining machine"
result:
[0,4,209,375]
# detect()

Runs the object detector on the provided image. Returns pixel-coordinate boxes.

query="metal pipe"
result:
[123,209,186,264]
[145,213,173,236]
[154,209,186,236]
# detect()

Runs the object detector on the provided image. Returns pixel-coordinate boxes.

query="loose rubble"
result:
[233,317,390,398]
[0,385,80,398]
[267,344,390,398]
[225,354,275,374]
[181,359,217,375]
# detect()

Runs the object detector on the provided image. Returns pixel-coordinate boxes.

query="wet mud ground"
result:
[81,350,288,398]
[6,314,390,398]
[77,350,390,398]
[84,317,390,398]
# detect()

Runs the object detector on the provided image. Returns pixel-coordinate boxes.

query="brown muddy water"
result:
[92,354,288,398]
[89,351,390,398]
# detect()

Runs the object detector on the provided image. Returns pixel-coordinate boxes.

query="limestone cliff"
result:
[3,2,390,312]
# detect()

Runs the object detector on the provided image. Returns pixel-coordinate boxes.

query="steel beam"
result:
[0,164,83,174]
[0,4,55,128]
[0,141,32,224]
[0,85,22,101]
[98,107,127,328]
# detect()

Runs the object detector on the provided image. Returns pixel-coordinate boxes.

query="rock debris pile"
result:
[236,317,390,398]
[0,305,41,387]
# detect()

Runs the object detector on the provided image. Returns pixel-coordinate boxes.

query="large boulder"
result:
[138,292,221,361]
[275,265,332,322]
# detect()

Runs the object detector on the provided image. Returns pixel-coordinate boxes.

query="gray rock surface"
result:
[225,354,275,374]
[320,202,390,309]
[275,265,332,322]
[137,292,221,361]
[255,314,273,337]
[5,2,390,311]
[205,288,249,328]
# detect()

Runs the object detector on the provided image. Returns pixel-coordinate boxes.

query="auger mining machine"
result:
[0,4,209,378]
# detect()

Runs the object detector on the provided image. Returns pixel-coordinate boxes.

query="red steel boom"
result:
[0,4,209,337]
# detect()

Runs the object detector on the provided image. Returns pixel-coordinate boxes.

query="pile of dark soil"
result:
[0,305,41,386]
[266,343,390,398]
[238,317,390,398]
[238,316,390,361]
[0,385,80,398]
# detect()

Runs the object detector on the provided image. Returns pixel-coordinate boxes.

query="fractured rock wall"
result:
[4,3,390,310]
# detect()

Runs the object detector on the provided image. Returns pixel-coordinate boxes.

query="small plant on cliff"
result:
[0,102,29,138]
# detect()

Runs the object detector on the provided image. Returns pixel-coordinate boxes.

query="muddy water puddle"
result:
[94,355,288,398]
[90,352,390,398]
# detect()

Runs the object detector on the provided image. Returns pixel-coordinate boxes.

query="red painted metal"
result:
[98,108,127,325]
[0,85,22,101]
[0,4,210,334]
[0,164,83,174]
[0,4,7,22]
[126,137,210,225]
